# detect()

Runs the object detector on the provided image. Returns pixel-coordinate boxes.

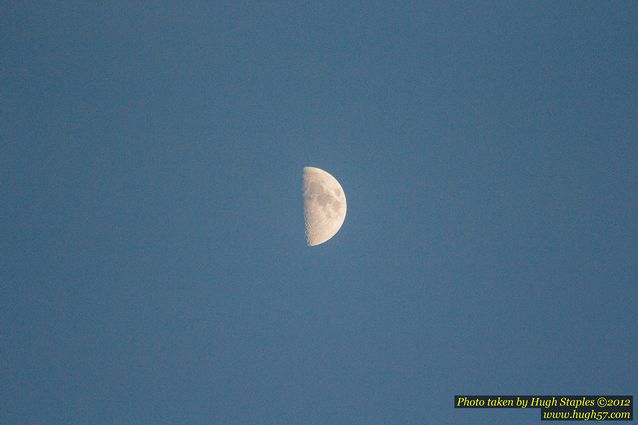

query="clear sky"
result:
[2,1,637,424]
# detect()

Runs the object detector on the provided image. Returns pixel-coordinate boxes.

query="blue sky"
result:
[2,1,637,423]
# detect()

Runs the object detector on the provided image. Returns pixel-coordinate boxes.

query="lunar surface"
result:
[303,166,347,246]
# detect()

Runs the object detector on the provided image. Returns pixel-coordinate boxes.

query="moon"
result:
[303,166,347,246]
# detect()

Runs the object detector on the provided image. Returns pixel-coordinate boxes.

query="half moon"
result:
[303,166,347,246]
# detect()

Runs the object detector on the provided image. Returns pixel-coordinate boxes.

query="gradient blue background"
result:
[2,1,637,423]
